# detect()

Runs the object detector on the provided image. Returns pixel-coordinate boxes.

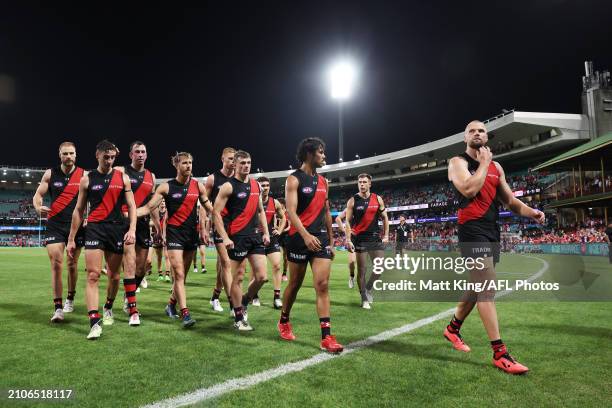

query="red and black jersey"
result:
[87,169,126,224]
[225,177,261,237]
[121,166,154,212]
[351,193,382,237]
[455,152,500,226]
[211,170,232,219]
[166,178,199,229]
[211,170,232,204]
[262,196,276,232]
[288,169,327,236]
[47,166,84,223]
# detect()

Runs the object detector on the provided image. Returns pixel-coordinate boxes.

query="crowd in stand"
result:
[329,170,553,214]
[518,218,609,244]
[0,193,39,219]
[1,170,609,248]
[0,232,39,247]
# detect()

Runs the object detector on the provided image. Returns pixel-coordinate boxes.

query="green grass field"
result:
[0,247,611,407]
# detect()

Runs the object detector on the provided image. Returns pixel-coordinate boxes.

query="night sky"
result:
[0,1,610,177]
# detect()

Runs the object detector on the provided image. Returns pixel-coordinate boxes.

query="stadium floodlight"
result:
[327,57,358,163]
[329,60,357,101]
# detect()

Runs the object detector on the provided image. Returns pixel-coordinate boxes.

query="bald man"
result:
[444,120,545,375]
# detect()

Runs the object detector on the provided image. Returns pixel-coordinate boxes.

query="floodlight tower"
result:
[328,59,357,162]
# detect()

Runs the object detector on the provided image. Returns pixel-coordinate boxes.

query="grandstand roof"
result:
[532,132,612,171]
[255,110,589,189]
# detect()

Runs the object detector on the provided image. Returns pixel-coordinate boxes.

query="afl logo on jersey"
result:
[130,178,138,184]
[172,193,183,199]
[53,182,64,188]
[237,191,248,199]
[356,206,364,210]
[302,186,313,194]
[91,184,103,191]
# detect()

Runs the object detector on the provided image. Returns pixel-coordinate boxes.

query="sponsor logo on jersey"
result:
[290,252,307,260]
[86,240,99,246]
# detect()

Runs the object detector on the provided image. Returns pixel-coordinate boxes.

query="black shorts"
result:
[85,222,127,254]
[265,234,281,255]
[286,232,333,264]
[45,221,85,247]
[458,222,500,264]
[351,234,384,253]
[278,232,288,248]
[228,234,266,261]
[166,225,198,251]
[135,218,151,248]
[395,241,409,250]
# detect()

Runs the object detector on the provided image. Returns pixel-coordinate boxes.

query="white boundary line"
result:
[143,256,549,408]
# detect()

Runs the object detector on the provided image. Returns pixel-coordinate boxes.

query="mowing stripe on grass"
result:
[143,256,549,408]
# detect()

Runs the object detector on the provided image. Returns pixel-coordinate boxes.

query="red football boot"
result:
[443,327,471,352]
[493,353,529,375]
[320,335,343,353]
[278,321,296,341]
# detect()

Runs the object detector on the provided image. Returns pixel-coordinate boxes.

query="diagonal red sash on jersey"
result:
[122,169,153,212]
[289,175,327,236]
[48,167,84,220]
[458,162,500,224]
[167,178,199,227]
[88,170,124,222]
[352,194,379,235]
[228,178,260,236]
[264,197,275,225]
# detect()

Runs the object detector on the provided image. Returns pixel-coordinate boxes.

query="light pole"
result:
[329,59,357,163]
